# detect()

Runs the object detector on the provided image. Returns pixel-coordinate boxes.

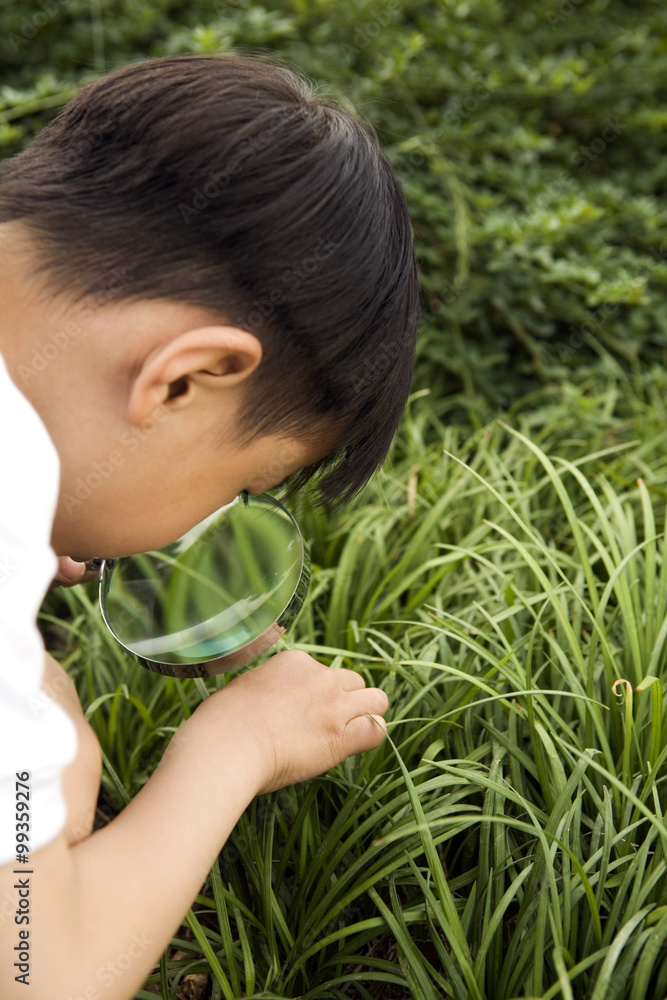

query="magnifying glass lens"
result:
[99,494,309,676]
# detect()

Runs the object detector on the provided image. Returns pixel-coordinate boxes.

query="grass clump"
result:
[42,371,667,998]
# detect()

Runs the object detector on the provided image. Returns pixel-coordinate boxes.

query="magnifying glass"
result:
[90,494,310,678]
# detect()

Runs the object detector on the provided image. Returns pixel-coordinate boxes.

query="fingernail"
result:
[62,557,86,576]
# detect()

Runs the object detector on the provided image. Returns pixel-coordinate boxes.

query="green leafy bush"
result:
[1,0,666,421]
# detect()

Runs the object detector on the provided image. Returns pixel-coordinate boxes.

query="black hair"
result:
[0,54,419,506]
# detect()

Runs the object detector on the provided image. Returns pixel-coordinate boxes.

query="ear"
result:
[127,326,262,425]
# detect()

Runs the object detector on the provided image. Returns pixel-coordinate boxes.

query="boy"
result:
[0,54,418,998]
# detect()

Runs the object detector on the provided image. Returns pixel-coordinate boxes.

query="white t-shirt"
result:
[0,353,78,865]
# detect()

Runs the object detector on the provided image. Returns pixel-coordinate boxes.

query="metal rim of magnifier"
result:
[98,495,311,678]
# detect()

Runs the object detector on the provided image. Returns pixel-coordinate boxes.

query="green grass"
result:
[42,368,667,998]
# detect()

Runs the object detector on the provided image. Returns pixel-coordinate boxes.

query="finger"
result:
[48,557,87,590]
[343,713,387,757]
[336,668,366,692]
[48,557,102,590]
[79,564,104,584]
[57,557,88,583]
[347,686,389,717]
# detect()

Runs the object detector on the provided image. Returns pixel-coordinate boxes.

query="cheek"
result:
[245,470,272,494]
[246,442,309,494]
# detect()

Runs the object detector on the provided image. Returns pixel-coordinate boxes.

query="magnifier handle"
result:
[85,557,104,576]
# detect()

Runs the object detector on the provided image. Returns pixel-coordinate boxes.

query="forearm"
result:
[1,702,262,1000]
[0,650,389,998]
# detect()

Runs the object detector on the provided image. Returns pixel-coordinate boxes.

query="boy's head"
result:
[0,54,418,559]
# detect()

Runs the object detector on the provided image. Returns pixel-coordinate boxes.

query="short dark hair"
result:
[0,54,419,506]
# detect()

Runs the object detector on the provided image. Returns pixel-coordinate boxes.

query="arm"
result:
[40,651,102,847]
[0,651,388,1000]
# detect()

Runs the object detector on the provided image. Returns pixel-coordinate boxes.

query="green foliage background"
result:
[5,1,667,998]
[2,0,667,420]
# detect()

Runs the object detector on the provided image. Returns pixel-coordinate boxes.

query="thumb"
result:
[48,556,88,590]
[342,713,387,758]
[58,556,87,581]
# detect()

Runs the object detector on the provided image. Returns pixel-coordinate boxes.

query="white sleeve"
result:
[0,354,78,865]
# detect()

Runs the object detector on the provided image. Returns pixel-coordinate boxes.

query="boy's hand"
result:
[1,652,386,1000]
[48,556,101,589]
[193,651,389,794]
